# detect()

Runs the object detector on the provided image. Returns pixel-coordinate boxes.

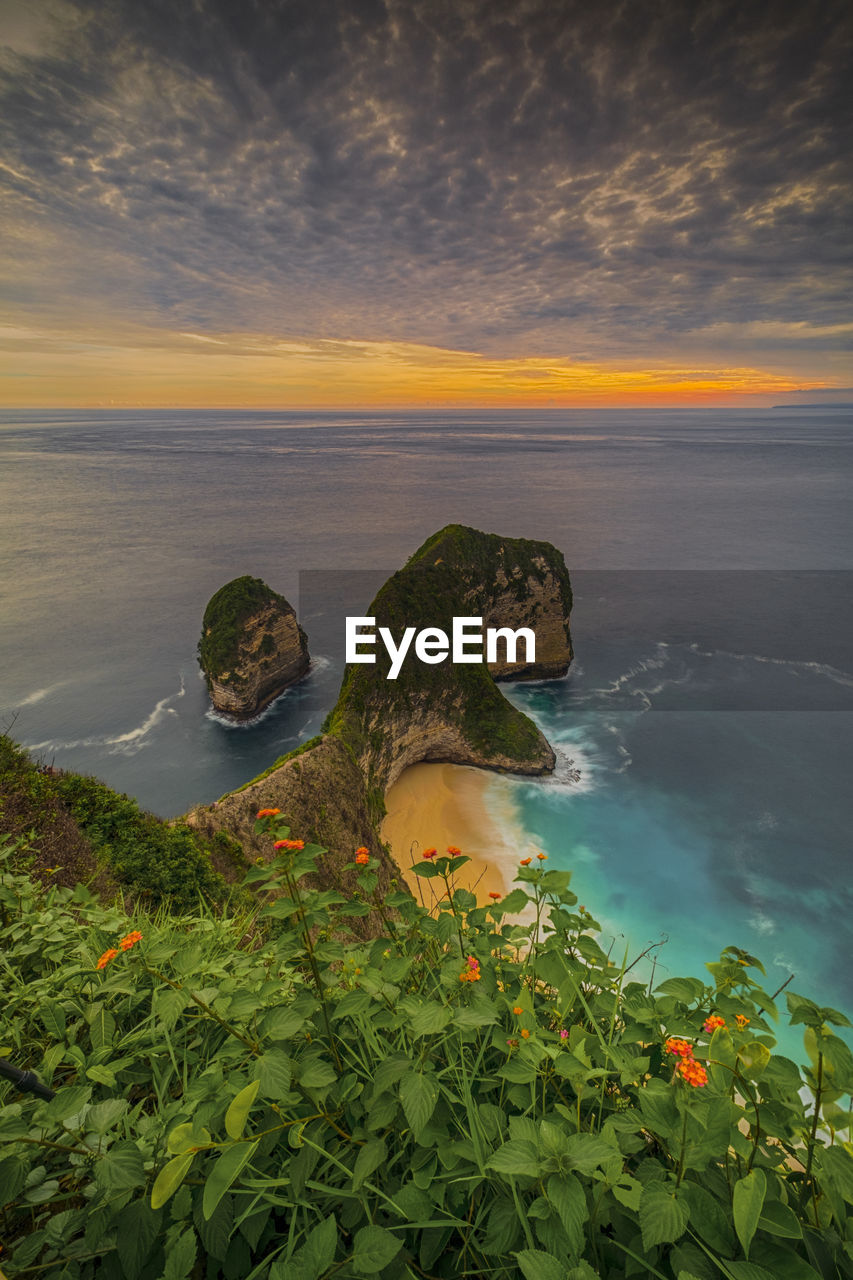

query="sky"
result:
[0,0,851,408]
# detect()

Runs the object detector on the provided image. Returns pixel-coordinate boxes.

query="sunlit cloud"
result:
[0,0,850,405]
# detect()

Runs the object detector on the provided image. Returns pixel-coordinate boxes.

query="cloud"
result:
[0,0,850,378]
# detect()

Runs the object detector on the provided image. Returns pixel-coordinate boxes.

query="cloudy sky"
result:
[1,0,851,406]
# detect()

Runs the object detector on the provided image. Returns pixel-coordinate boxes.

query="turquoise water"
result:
[1,408,851,1036]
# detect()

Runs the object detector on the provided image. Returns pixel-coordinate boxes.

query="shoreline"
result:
[381,761,546,904]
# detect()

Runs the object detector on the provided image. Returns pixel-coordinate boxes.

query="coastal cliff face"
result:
[198,576,310,719]
[328,525,573,792]
[187,526,572,881]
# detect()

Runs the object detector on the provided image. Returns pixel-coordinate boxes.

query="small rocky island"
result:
[198,575,310,719]
[187,526,572,890]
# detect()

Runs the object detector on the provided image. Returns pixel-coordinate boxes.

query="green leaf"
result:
[116,1198,162,1280]
[332,990,373,1020]
[194,1191,233,1261]
[547,1172,586,1255]
[151,1152,195,1210]
[352,1223,402,1274]
[299,1058,337,1091]
[733,1168,766,1260]
[738,1040,771,1079]
[412,862,439,878]
[786,992,823,1028]
[254,1049,292,1100]
[408,1003,452,1038]
[45,1084,91,1122]
[94,1139,146,1191]
[224,1080,259,1139]
[818,1144,853,1204]
[86,1097,128,1134]
[373,1054,413,1094]
[40,999,66,1040]
[353,1137,387,1191]
[88,1005,116,1051]
[722,1264,776,1280]
[498,888,530,914]
[453,1001,498,1029]
[301,1214,337,1276]
[0,1155,26,1206]
[202,1139,259,1220]
[758,1197,802,1239]
[261,1006,305,1040]
[86,1064,117,1087]
[515,1248,567,1280]
[163,1226,196,1280]
[486,1138,541,1179]
[655,977,706,1003]
[399,1071,438,1136]
[639,1184,689,1250]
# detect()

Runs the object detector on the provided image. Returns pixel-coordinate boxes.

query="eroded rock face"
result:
[198,577,310,720]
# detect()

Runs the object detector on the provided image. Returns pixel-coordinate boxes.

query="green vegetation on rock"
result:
[0,734,241,910]
[198,575,288,681]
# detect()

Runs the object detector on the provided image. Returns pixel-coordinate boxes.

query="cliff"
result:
[186,526,572,878]
[198,576,310,719]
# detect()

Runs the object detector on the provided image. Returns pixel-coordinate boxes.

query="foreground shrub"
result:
[1,826,852,1279]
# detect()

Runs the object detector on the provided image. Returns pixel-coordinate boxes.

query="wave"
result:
[17,681,67,707]
[26,677,186,757]
[687,644,853,689]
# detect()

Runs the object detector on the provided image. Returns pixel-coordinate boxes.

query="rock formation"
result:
[186,526,572,877]
[198,576,310,719]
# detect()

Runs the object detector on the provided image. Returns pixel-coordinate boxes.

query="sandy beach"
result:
[381,761,546,905]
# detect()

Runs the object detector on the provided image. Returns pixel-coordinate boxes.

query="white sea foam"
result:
[26,676,186,757]
[687,644,853,689]
[17,681,66,706]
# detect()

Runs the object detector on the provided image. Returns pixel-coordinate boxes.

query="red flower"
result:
[519,857,532,866]
[488,891,501,900]
[703,1014,726,1034]
[119,930,143,951]
[96,948,119,970]
[256,808,280,818]
[422,847,437,859]
[355,851,370,865]
[274,839,305,850]
[447,845,462,856]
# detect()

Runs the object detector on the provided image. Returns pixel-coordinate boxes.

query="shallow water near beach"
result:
[2,407,851,1037]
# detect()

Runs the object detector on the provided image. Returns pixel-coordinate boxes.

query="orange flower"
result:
[96,948,119,970]
[488,891,501,900]
[355,851,370,865]
[447,845,462,856]
[256,808,280,818]
[703,1014,726,1033]
[664,1036,693,1059]
[536,853,547,860]
[355,846,369,856]
[119,930,143,951]
[676,1057,708,1088]
[520,1028,531,1039]
[422,847,437,859]
[513,1006,523,1015]
[274,839,305,850]
[735,1014,750,1028]
[519,857,532,866]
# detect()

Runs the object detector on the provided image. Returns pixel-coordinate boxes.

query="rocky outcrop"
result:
[198,576,310,719]
[328,524,573,793]
[187,527,572,877]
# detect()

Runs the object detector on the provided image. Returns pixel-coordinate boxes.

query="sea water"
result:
[1,408,851,1027]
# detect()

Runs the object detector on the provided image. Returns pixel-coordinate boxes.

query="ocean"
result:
[2,407,851,1027]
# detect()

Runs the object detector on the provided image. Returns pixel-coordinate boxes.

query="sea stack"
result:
[198,576,310,719]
